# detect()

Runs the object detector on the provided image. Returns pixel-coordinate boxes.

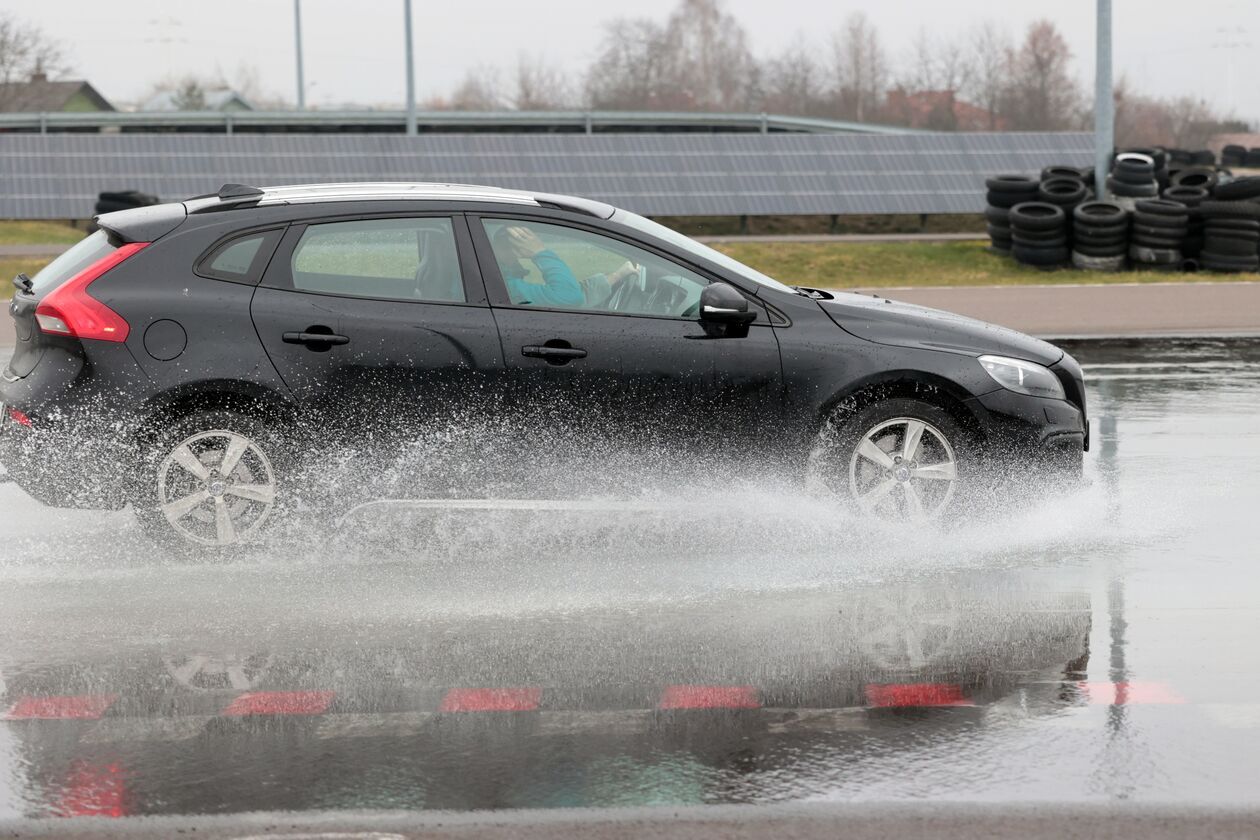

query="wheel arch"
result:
[817,371,987,444]
[131,379,297,447]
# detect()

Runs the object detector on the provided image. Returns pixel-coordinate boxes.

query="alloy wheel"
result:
[848,417,957,522]
[157,430,277,546]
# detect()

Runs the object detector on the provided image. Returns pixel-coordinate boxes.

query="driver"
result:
[493,226,639,309]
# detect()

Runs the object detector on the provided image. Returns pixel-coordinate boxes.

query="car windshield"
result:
[611,209,800,296]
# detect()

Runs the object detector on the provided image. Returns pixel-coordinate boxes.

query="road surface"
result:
[0,338,1258,829]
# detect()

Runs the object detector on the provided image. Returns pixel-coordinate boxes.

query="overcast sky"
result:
[5,0,1257,124]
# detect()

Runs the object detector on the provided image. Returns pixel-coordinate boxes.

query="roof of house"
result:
[885,90,1006,132]
[139,89,253,112]
[0,78,114,112]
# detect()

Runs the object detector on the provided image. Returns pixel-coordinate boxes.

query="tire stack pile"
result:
[1009,202,1069,268]
[984,175,1040,253]
[1129,199,1190,271]
[1221,145,1247,168]
[1070,201,1129,271]
[1106,153,1159,205]
[1162,185,1210,259]
[1199,202,1260,273]
[87,190,160,233]
[95,189,159,215]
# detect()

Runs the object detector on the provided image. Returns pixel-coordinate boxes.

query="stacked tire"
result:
[985,175,1040,253]
[95,189,159,215]
[1009,202,1068,268]
[1071,201,1128,271]
[1129,199,1189,271]
[1221,145,1246,168]
[1107,153,1159,205]
[1162,186,1210,260]
[1199,200,1260,273]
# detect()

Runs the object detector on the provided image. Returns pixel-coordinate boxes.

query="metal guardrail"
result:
[0,109,919,136]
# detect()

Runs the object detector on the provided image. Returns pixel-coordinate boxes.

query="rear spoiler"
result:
[95,202,187,244]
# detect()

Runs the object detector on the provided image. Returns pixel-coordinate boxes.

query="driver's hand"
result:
[507,227,546,257]
[609,261,638,285]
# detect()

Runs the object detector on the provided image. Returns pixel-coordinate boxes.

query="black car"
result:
[0,183,1087,549]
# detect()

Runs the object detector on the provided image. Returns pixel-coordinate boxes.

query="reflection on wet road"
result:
[1,338,1259,817]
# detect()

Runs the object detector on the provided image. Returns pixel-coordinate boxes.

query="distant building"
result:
[139,89,253,112]
[883,90,1006,132]
[0,71,114,113]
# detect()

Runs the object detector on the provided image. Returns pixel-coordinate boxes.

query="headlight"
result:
[978,355,1065,399]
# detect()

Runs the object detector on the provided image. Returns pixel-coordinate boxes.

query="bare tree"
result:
[961,22,1011,131]
[904,28,972,95]
[0,11,69,109]
[1001,19,1084,130]
[511,54,573,110]
[659,0,757,111]
[830,12,888,122]
[447,66,505,111]
[585,17,677,109]
[1112,75,1243,149]
[758,35,827,117]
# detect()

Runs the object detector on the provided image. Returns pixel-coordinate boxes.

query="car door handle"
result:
[522,345,587,361]
[283,331,350,346]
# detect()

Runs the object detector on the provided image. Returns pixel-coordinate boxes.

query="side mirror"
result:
[698,282,757,337]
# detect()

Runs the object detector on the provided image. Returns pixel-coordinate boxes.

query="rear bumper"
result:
[0,408,132,510]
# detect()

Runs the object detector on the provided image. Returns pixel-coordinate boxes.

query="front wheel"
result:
[807,398,969,523]
[133,411,285,551]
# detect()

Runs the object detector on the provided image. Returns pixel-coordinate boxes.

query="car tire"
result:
[985,175,1040,195]
[1200,200,1260,220]
[984,205,1011,225]
[1213,177,1260,201]
[807,398,971,523]
[1200,252,1260,273]
[1012,244,1069,266]
[133,410,289,554]
[1072,251,1126,271]
[1009,202,1066,232]
[1072,242,1127,258]
[1202,235,1258,257]
[1133,199,1190,218]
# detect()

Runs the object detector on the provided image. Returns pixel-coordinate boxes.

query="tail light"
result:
[35,242,148,343]
[8,408,32,427]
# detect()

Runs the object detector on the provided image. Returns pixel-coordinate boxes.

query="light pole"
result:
[294,0,306,110]
[1094,0,1113,198]
[404,0,417,135]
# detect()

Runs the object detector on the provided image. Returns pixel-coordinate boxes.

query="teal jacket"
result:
[504,249,584,307]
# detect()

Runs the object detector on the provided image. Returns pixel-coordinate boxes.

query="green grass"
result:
[711,240,1260,288]
[0,220,85,246]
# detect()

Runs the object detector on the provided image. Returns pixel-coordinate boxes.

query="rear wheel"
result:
[134,411,286,551]
[807,398,970,523]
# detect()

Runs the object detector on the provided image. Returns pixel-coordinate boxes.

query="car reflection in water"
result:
[0,567,1088,816]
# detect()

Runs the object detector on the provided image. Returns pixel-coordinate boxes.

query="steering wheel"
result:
[606,265,644,312]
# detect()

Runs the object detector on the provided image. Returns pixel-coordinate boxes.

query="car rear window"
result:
[27,230,116,294]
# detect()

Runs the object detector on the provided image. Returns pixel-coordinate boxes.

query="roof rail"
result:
[218,183,265,200]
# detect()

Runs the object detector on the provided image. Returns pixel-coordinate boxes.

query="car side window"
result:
[290,218,465,302]
[197,228,283,284]
[481,218,710,318]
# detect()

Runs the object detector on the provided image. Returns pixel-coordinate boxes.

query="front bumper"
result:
[965,387,1087,476]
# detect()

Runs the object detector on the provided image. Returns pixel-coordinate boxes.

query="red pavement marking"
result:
[439,688,543,712]
[1078,681,1186,705]
[57,761,127,818]
[865,683,973,708]
[3,694,119,720]
[221,691,336,717]
[658,685,761,710]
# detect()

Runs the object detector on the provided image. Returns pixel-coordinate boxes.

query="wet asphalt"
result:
[0,338,1259,820]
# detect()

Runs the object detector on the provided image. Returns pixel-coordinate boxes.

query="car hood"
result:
[816,291,1063,366]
